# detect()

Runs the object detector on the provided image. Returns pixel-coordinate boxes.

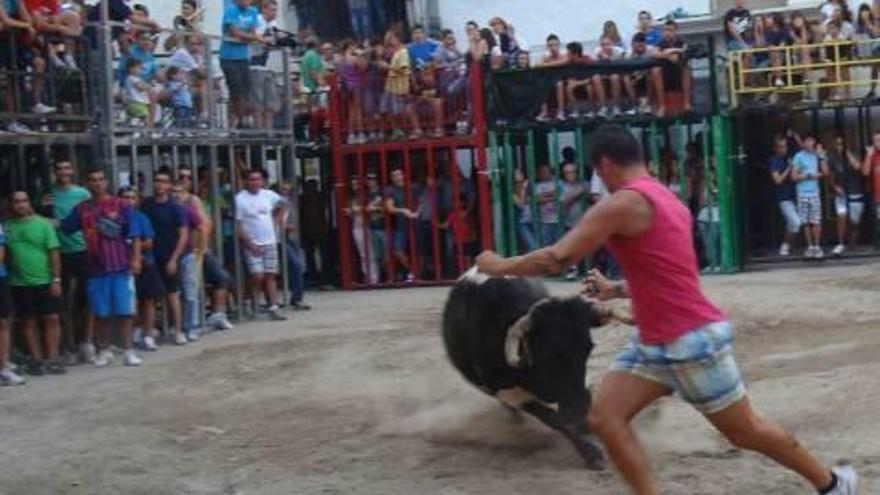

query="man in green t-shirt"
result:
[42,158,93,365]
[300,41,328,92]
[6,191,64,376]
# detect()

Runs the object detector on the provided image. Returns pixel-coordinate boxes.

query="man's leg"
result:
[682,66,693,111]
[180,253,201,338]
[652,68,666,116]
[588,372,671,495]
[705,396,833,490]
[166,291,185,341]
[43,314,61,362]
[22,318,45,362]
[94,318,111,352]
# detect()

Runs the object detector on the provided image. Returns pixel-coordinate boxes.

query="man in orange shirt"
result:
[865,131,880,249]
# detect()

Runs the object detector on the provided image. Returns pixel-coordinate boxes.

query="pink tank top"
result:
[606,177,725,345]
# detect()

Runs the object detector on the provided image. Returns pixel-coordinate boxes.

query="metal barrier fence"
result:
[728,38,880,107]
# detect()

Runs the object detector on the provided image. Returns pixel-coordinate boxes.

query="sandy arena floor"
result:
[1,263,879,495]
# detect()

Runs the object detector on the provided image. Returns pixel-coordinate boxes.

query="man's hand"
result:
[247,242,263,256]
[476,251,506,276]
[131,258,143,276]
[583,269,616,301]
[49,279,61,298]
[165,259,178,277]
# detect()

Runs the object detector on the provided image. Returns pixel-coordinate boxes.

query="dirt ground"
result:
[1,262,879,495]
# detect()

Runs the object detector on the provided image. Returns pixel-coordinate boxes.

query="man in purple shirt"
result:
[61,170,144,368]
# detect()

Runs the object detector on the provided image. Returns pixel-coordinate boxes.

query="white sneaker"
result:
[804,246,815,259]
[207,312,234,331]
[555,110,566,121]
[596,107,609,118]
[133,327,144,345]
[828,465,859,495]
[80,342,97,364]
[123,350,142,367]
[611,106,622,117]
[63,54,79,71]
[94,350,114,368]
[186,330,200,342]
[814,246,825,259]
[32,103,57,115]
[175,333,188,346]
[0,366,26,386]
[832,243,845,256]
[142,335,158,352]
[6,121,31,133]
[779,243,791,256]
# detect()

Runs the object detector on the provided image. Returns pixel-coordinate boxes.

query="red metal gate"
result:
[329,63,492,289]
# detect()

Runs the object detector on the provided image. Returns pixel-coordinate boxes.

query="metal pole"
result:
[229,145,247,319]
[100,3,118,189]
[470,62,493,252]
[502,132,515,255]
[488,131,505,253]
[503,136,516,256]
[426,146,441,280]
[525,130,542,246]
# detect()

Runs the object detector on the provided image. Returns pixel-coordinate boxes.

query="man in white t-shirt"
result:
[592,35,626,117]
[236,168,288,320]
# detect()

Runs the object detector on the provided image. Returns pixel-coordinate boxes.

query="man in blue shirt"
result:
[792,135,827,259]
[220,0,262,129]
[408,24,439,69]
[0,223,25,385]
[635,10,663,47]
[769,137,801,257]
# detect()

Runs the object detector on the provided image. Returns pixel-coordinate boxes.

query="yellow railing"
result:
[728,39,880,107]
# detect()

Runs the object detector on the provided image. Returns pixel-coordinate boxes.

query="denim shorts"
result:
[611,321,746,415]
[88,273,136,318]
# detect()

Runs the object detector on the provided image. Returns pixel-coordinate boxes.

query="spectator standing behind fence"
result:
[560,163,590,280]
[534,163,561,246]
[6,191,64,376]
[339,39,369,144]
[824,10,855,100]
[120,187,161,352]
[250,0,282,130]
[770,136,803,255]
[380,30,422,139]
[864,131,880,248]
[28,0,81,71]
[792,135,827,259]
[141,168,190,345]
[236,168,288,320]
[827,135,866,256]
[434,29,469,134]
[61,170,143,368]
[0,0,37,132]
[384,168,417,282]
[513,168,538,253]
[345,177,379,285]
[42,158,92,365]
[365,174,387,280]
[408,24,438,70]
[164,66,194,128]
[220,0,262,129]
[725,0,753,52]
[172,182,204,341]
[277,182,311,309]
[789,11,814,74]
[536,34,568,122]
[15,0,55,116]
[0,223,25,385]
[564,42,595,119]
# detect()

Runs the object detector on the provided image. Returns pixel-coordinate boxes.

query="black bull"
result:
[442,269,628,470]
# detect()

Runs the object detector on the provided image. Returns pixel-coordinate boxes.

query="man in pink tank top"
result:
[476,126,857,495]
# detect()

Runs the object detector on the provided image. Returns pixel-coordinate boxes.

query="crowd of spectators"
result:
[726,0,880,99]
[770,129,880,259]
[0,157,311,386]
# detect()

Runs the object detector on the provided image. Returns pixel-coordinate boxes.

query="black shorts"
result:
[155,259,181,294]
[0,279,11,319]
[203,252,231,288]
[136,262,166,300]
[220,59,251,99]
[62,251,89,308]
[631,72,648,95]
[11,285,61,319]
[662,64,684,92]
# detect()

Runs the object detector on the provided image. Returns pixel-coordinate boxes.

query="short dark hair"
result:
[632,32,647,44]
[154,166,173,180]
[118,186,135,196]
[466,20,478,29]
[664,19,678,28]
[566,41,583,57]
[638,10,651,18]
[182,0,197,9]
[546,33,560,43]
[166,65,181,78]
[248,168,268,179]
[126,58,143,72]
[86,169,105,179]
[589,125,643,167]
[441,28,454,38]
[412,23,425,32]
[133,3,149,15]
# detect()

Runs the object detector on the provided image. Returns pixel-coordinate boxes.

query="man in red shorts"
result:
[476,125,857,495]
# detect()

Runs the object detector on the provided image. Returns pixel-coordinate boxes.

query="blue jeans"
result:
[285,239,306,304]
[541,223,560,247]
[516,221,539,253]
[179,253,200,331]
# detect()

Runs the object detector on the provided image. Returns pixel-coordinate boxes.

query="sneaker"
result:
[624,107,637,116]
[291,302,312,311]
[133,326,144,345]
[774,77,785,88]
[804,246,815,259]
[123,350,142,367]
[814,246,825,259]
[6,121,31,133]
[827,465,858,495]
[555,110,566,121]
[186,329,201,342]
[63,54,79,71]
[268,306,287,321]
[596,107,609,119]
[207,312,234,331]
[80,342,97,364]
[45,360,67,375]
[94,350,114,368]
[32,103,57,115]
[832,243,845,256]
[536,113,550,122]
[142,335,159,351]
[611,106,622,117]
[27,360,45,376]
[174,333,189,346]
[779,243,791,256]
[0,366,26,386]
[584,110,596,119]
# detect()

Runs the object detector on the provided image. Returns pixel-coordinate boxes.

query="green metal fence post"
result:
[648,121,661,177]
[712,115,736,273]
[526,129,543,247]
[488,131,506,255]
[701,118,718,272]
[503,132,517,256]
[550,128,564,230]
[675,121,687,203]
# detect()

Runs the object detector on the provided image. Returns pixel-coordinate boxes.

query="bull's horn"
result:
[594,302,635,326]
[504,313,532,368]
[460,266,489,284]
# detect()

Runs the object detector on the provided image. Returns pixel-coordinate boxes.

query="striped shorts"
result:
[245,244,279,275]
[611,321,746,415]
[797,193,822,225]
